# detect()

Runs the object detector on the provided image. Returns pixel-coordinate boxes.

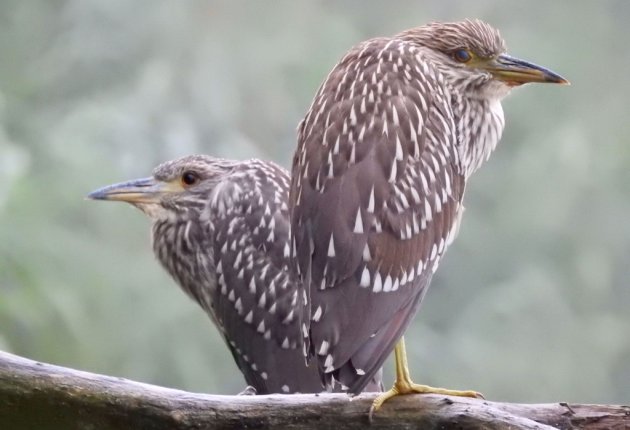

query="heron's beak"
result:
[485,54,569,86]
[87,177,174,204]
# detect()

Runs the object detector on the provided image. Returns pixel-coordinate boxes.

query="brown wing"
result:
[205,161,323,394]
[290,37,466,393]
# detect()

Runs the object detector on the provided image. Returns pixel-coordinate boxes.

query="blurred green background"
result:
[1,0,629,404]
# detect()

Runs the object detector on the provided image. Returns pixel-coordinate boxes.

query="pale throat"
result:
[455,94,506,178]
[421,51,509,177]
[135,202,177,222]
[151,217,216,301]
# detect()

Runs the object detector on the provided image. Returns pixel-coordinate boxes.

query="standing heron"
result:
[289,19,567,412]
[89,155,383,394]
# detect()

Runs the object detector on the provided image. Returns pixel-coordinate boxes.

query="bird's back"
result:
[204,160,316,393]
[291,35,467,393]
[153,158,381,393]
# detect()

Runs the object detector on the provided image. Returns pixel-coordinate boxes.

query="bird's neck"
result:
[414,45,507,178]
[453,94,505,178]
[152,217,216,307]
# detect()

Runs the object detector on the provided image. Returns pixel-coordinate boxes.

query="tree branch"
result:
[0,350,627,429]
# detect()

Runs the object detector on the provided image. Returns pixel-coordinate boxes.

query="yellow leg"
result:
[369,337,482,419]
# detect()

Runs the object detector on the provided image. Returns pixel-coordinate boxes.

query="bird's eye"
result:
[453,49,472,63]
[181,171,199,187]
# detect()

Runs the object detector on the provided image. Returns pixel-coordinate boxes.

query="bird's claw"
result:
[368,382,483,422]
[237,385,258,396]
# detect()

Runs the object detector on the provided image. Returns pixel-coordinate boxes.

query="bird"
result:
[88,155,382,394]
[289,19,568,413]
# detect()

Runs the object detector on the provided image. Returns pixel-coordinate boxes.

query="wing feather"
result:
[206,162,322,393]
[291,37,466,393]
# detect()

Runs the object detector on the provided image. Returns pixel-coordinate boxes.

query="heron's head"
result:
[88,155,235,221]
[399,19,568,100]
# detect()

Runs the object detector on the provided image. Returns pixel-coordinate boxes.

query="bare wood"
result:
[0,351,628,430]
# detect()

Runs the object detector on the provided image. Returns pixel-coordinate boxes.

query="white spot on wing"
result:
[353,209,364,234]
[419,171,429,194]
[388,159,397,183]
[350,104,357,126]
[318,340,329,355]
[434,193,442,213]
[424,198,433,222]
[367,186,375,213]
[360,267,371,287]
[257,320,265,334]
[373,272,383,293]
[324,354,334,372]
[383,275,393,292]
[282,309,294,324]
[392,104,399,126]
[327,234,335,257]
[258,291,267,308]
[312,306,323,322]
[362,243,371,261]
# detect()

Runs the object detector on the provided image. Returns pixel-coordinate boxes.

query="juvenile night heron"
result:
[290,19,567,413]
[89,155,382,394]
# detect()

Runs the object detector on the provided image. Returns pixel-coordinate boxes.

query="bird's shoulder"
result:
[294,35,461,187]
[205,160,304,344]
[298,35,450,133]
[205,160,293,280]
[291,32,466,239]
[289,31,467,291]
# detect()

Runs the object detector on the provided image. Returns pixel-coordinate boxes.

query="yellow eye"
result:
[181,171,199,187]
[453,49,472,63]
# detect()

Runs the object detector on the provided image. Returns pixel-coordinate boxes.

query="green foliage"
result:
[0,0,628,402]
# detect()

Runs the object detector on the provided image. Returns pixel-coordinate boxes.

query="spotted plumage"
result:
[90,155,383,393]
[290,20,567,395]
[152,157,311,393]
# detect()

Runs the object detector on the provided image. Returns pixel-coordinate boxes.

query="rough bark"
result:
[0,351,627,430]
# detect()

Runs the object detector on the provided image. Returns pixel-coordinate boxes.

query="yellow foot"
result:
[370,338,484,420]
[369,382,483,420]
